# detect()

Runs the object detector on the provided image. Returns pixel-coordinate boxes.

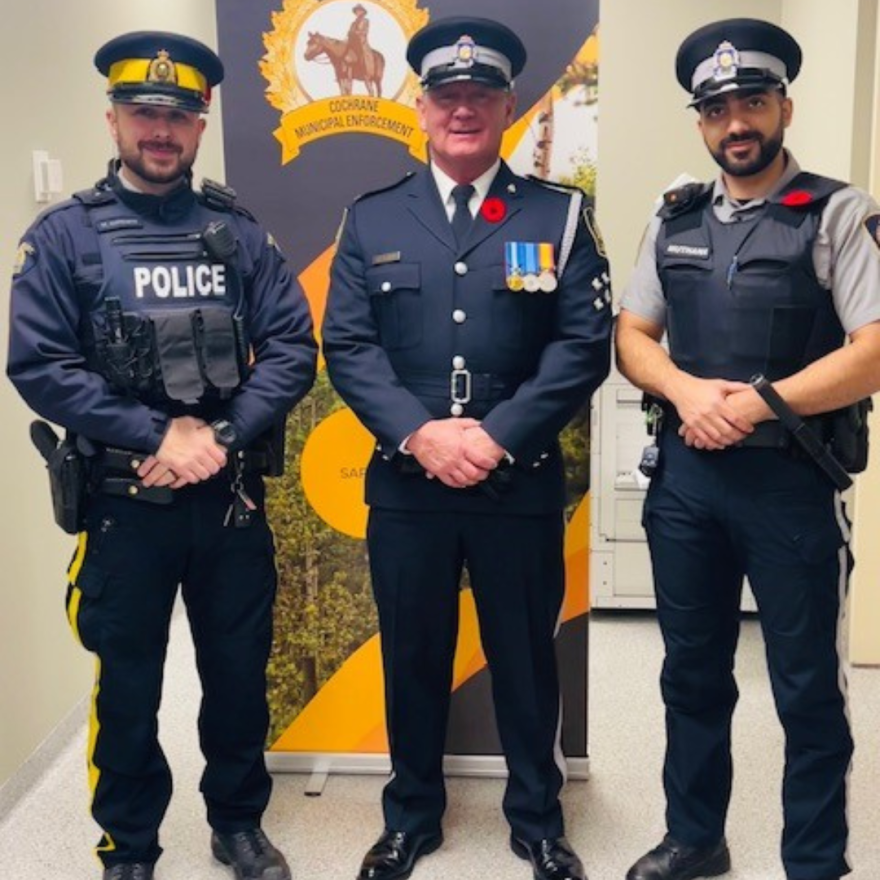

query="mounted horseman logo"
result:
[261,0,429,164]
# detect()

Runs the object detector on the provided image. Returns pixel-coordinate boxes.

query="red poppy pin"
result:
[780,190,813,207]
[481,197,506,223]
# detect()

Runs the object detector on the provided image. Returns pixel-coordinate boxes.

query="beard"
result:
[709,124,785,177]
[117,140,196,187]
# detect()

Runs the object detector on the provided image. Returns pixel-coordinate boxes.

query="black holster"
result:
[828,398,872,474]
[30,422,90,534]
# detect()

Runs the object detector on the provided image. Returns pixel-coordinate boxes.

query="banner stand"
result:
[266,753,590,796]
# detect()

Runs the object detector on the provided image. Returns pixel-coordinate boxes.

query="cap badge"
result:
[454,35,476,67]
[712,41,740,82]
[148,50,178,85]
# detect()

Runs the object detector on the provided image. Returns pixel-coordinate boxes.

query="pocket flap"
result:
[365,262,420,294]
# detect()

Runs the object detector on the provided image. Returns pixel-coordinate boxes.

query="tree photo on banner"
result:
[215,0,601,763]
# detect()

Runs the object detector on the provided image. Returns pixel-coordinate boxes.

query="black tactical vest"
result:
[656,172,847,382]
[77,180,248,406]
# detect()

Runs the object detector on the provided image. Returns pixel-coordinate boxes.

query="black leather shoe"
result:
[211,829,291,880]
[626,835,730,880]
[357,829,443,880]
[511,835,587,880]
[102,865,154,880]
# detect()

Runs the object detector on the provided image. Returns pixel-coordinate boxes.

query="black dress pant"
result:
[643,432,853,880]
[367,506,567,842]
[66,476,276,867]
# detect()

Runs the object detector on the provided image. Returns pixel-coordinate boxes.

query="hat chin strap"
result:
[690,71,785,107]
[422,64,511,91]
[110,88,208,113]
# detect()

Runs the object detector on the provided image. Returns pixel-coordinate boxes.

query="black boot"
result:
[626,835,730,880]
[357,829,443,880]
[510,835,587,880]
[211,829,291,880]
[102,864,154,880]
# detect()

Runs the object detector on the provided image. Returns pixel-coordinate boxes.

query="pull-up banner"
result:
[215,0,601,773]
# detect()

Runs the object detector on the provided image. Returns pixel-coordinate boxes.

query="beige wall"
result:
[783,0,880,665]
[602,0,880,666]
[0,0,224,788]
[2,0,878,790]
[851,0,880,666]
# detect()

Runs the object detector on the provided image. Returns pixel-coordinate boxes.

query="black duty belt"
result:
[398,371,526,404]
[97,446,271,475]
[662,409,829,449]
[93,445,271,506]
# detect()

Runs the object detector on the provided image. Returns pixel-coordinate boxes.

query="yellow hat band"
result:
[107,57,207,96]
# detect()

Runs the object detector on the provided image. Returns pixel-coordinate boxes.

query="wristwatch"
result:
[210,418,238,448]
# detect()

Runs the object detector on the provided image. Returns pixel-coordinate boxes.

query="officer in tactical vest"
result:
[616,18,880,880]
[7,31,317,880]
[323,16,611,880]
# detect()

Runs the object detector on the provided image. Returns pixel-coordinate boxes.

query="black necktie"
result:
[451,183,475,245]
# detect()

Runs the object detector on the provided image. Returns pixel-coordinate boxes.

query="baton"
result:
[750,374,852,491]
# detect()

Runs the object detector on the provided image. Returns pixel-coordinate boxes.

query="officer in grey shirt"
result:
[616,17,880,880]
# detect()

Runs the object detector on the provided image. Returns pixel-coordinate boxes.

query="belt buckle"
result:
[450,368,472,404]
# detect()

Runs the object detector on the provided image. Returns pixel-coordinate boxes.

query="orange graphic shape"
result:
[271,586,491,753]
[270,493,591,752]
[298,245,334,371]
[300,407,374,539]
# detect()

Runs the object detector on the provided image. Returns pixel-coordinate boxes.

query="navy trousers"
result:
[643,431,853,880]
[367,507,567,842]
[66,476,276,867]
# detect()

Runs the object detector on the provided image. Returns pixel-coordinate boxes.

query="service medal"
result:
[505,241,524,292]
[537,242,557,292]
[522,242,540,292]
[538,271,558,293]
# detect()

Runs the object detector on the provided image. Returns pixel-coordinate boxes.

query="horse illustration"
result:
[304,31,385,98]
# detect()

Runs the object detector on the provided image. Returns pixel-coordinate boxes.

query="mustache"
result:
[139,140,182,153]
[721,131,763,148]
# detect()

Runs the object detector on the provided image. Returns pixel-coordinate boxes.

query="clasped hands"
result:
[670,375,773,450]
[136,415,228,489]
[406,418,506,489]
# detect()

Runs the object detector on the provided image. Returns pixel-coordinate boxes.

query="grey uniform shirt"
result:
[621,151,880,335]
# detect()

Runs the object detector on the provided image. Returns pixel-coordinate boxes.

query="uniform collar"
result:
[107,161,196,218]
[430,159,501,213]
[712,149,801,219]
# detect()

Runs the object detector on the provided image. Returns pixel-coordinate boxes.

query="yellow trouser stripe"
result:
[67,588,84,646]
[66,532,89,646]
[88,657,117,857]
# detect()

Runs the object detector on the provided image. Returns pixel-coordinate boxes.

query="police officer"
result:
[7,31,317,880]
[323,16,611,880]
[616,18,880,880]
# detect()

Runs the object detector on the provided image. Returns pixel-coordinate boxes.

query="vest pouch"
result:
[151,311,205,402]
[661,257,713,372]
[828,398,872,474]
[195,307,244,397]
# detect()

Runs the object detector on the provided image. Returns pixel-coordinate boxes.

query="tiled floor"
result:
[1,610,877,879]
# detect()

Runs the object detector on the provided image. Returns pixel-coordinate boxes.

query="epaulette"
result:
[657,181,712,219]
[527,175,587,197]
[353,171,415,203]
[72,184,117,208]
[200,177,236,210]
[199,177,257,221]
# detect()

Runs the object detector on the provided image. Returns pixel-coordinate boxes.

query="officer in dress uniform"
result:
[323,16,611,880]
[7,31,317,880]
[616,18,880,880]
